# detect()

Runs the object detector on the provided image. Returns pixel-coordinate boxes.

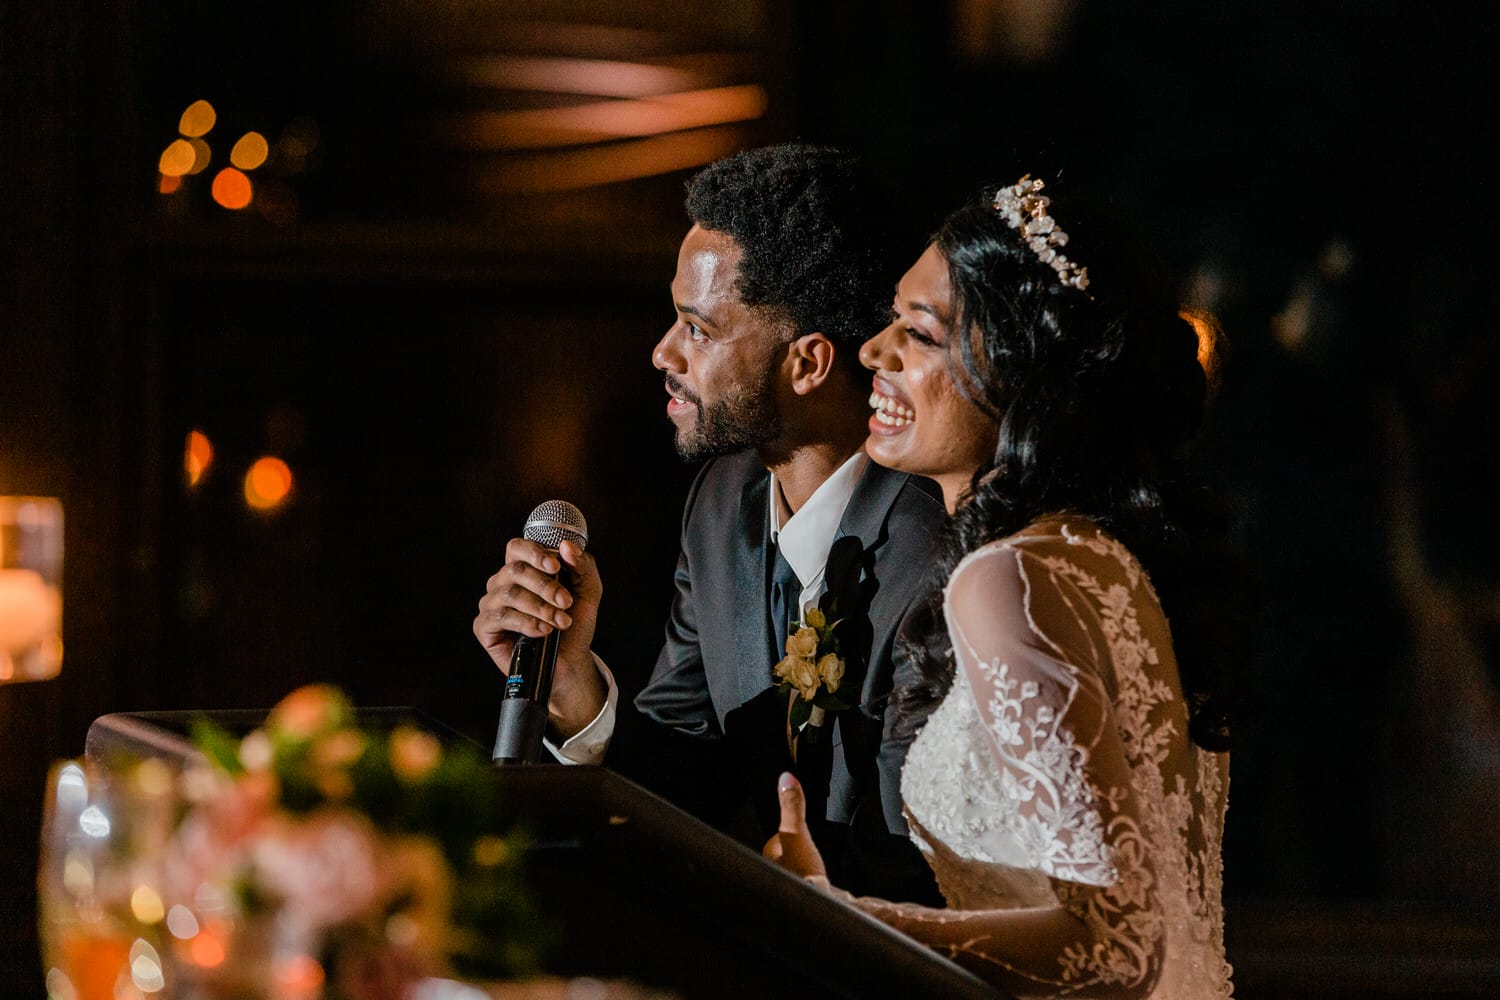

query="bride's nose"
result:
[859,323,899,372]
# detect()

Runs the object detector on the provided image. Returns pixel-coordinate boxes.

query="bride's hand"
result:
[761,772,828,880]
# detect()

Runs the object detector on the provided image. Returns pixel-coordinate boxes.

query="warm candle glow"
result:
[0,496,63,683]
[56,929,132,1000]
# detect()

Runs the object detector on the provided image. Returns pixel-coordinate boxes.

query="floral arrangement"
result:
[772,606,849,739]
[165,684,540,999]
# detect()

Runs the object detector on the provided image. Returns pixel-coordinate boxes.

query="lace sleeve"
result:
[834,543,1166,999]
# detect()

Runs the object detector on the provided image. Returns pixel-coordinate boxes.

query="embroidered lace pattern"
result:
[816,517,1232,999]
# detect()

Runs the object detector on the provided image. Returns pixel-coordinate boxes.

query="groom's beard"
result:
[668,370,783,463]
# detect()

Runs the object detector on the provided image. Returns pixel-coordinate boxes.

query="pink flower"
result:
[251,809,381,930]
[389,727,442,782]
[267,684,351,741]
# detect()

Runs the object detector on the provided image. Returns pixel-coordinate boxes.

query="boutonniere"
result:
[773,606,851,751]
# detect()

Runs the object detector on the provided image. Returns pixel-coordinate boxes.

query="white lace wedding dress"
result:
[820,517,1232,999]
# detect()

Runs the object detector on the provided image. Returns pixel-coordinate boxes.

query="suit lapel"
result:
[822,460,906,703]
[733,470,776,709]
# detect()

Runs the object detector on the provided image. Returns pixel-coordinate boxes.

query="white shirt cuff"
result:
[544,654,617,765]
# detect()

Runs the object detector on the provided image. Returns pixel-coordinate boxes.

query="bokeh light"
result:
[179,99,216,138]
[128,938,165,992]
[280,116,320,157]
[189,930,225,968]
[231,131,269,170]
[165,904,199,940]
[244,457,293,511]
[211,168,252,210]
[158,139,196,177]
[255,179,299,225]
[273,953,324,998]
[130,884,165,924]
[45,968,76,1000]
[185,430,213,487]
[158,174,183,195]
[187,138,212,175]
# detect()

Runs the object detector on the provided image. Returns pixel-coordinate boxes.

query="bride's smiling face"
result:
[859,244,1000,513]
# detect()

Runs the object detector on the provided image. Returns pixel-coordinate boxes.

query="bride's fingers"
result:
[778,771,808,833]
[762,832,784,862]
[772,773,826,878]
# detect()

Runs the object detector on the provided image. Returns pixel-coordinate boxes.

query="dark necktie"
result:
[769,544,799,663]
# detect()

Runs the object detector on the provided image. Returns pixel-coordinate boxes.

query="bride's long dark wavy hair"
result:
[891,184,1250,752]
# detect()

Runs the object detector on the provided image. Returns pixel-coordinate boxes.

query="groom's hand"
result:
[473,536,605,739]
[763,772,828,880]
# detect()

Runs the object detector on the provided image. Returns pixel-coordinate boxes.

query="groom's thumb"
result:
[777,771,807,833]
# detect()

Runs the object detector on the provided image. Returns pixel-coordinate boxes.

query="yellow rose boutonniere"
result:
[772,606,851,738]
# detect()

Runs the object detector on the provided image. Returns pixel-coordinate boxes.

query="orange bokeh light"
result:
[274,953,324,1000]
[159,139,196,177]
[211,168,252,210]
[189,932,225,968]
[179,99,217,138]
[244,457,293,510]
[187,138,212,175]
[231,131,269,170]
[159,174,183,195]
[185,430,213,486]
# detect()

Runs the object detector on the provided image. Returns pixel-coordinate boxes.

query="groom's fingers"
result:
[474,538,581,671]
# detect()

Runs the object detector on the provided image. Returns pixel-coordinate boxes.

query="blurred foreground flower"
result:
[45,684,540,1000]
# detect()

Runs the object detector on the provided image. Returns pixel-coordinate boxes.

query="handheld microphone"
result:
[493,500,589,765]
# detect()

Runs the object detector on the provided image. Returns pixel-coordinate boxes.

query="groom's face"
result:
[653,225,788,462]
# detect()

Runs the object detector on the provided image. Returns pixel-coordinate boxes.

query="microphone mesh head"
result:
[523,500,588,552]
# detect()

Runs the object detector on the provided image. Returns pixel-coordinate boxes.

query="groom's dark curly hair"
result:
[684,143,896,348]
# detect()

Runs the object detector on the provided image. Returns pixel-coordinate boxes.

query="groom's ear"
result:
[786,332,837,396]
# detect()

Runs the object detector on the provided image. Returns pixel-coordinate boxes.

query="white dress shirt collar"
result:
[769,451,867,590]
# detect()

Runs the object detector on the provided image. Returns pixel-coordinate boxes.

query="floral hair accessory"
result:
[992,174,1090,292]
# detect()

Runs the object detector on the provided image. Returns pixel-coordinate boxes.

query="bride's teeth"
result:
[869,392,914,422]
[869,391,914,427]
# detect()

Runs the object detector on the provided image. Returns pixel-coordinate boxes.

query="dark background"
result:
[4,2,1499,997]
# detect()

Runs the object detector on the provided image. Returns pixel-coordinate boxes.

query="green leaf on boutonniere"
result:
[789,696,814,731]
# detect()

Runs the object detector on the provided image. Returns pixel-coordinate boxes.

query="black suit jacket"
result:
[611,450,946,904]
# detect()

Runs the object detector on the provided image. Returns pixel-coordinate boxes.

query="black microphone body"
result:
[493,500,589,765]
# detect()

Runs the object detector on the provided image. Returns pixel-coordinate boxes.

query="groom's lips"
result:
[665,377,698,418]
